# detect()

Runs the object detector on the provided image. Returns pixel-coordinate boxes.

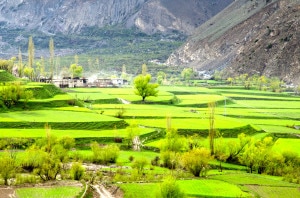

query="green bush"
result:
[157,176,185,198]
[91,142,120,164]
[70,162,85,180]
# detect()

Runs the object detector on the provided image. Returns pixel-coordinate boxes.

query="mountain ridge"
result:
[0,0,232,35]
[166,0,300,85]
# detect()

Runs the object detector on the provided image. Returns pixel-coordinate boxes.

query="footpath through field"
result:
[92,184,114,198]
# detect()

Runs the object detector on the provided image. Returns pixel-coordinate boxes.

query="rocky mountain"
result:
[166,0,300,85]
[0,0,232,35]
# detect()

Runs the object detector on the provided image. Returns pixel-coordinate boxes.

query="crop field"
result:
[119,179,250,198]
[0,128,155,138]
[1,77,300,197]
[16,186,82,198]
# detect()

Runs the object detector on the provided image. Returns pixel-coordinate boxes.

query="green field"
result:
[1,80,300,197]
[16,186,82,198]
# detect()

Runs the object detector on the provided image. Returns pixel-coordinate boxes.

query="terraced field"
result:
[1,73,300,197]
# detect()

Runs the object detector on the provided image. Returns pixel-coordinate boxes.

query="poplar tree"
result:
[27,36,35,80]
[142,63,147,76]
[49,38,54,80]
[208,101,216,155]
[18,48,23,77]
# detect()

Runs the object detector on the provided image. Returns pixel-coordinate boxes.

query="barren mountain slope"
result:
[126,0,233,35]
[166,0,300,85]
[0,0,232,35]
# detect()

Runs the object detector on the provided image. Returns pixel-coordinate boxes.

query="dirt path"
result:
[92,184,114,198]
[0,188,16,198]
[118,98,130,104]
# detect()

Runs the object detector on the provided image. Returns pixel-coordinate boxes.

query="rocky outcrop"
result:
[166,0,300,85]
[126,0,233,35]
[0,0,147,34]
[0,0,232,35]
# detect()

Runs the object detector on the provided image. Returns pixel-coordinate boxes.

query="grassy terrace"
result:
[1,79,300,197]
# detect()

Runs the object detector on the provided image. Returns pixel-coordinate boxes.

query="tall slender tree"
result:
[208,101,216,155]
[49,38,55,81]
[142,63,147,76]
[18,48,23,77]
[27,36,35,80]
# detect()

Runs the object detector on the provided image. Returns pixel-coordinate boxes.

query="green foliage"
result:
[0,83,33,108]
[181,68,195,83]
[157,176,185,198]
[15,174,38,185]
[70,162,85,180]
[21,135,75,181]
[132,158,149,174]
[0,59,15,73]
[90,142,119,164]
[69,63,83,78]
[126,121,140,149]
[134,74,159,102]
[180,147,212,177]
[0,151,18,185]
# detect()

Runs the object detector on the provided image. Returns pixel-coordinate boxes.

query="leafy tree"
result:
[180,147,212,177]
[160,124,187,169]
[0,151,18,185]
[157,71,166,85]
[23,66,34,80]
[0,83,33,108]
[227,133,251,163]
[134,74,159,102]
[238,138,257,173]
[121,64,128,80]
[157,175,185,198]
[227,77,234,86]
[0,58,15,73]
[239,137,274,174]
[69,63,83,78]
[258,75,267,90]
[269,77,282,92]
[215,137,229,172]
[181,68,194,83]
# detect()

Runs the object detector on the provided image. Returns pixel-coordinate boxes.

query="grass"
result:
[0,128,155,138]
[0,70,17,81]
[119,183,158,198]
[273,138,300,155]
[210,173,298,187]
[177,179,250,197]
[128,116,247,130]
[0,110,119,122]
[244,185,300,198]
[119,179,250,198]
[16,186,82,198]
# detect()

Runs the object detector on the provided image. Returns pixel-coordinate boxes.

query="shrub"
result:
[70,162,85,180]
[129,155,134,162]
[15,174,38,185]
[151,156,160,166]
[157,176,185,198]
[91,142,120,164]
[132,158,148,174]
